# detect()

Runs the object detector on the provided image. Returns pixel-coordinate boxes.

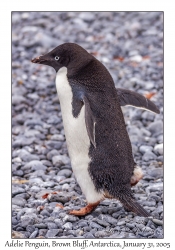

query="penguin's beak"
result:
[31,55,48,64]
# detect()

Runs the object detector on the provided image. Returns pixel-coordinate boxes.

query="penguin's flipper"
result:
[83,96,96,148]
[120,196,150,217]
[116,88,160,114]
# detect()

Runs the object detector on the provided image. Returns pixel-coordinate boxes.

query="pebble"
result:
[52,155,70,166]
[26,225,36,233]
[46,149,60,160]
[45,229,59,238]
[99,214,118,225]
[139,145,153,154]
[46,141,63,150]
[142,151,157,161]
[29,229,39,238]
[148,121,163,135]
[89,222,104,229]
[154,143,163,155]
[23,160,47,171]
[148,168,163,178]
[47,222,58,229]
[12,186,26,196]
[63,222,73,230]
[34,223,47,229]
[20,215,36,228]
[152,218,163,226]
[12,197,27,207]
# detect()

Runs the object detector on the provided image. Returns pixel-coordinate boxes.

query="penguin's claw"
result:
[69,201,100,216]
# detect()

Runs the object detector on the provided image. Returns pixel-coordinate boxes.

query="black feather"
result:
[116,88,160,114]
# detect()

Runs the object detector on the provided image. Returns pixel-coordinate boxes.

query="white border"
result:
[1,0,174,248]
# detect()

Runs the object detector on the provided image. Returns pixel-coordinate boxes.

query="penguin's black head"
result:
[31,43,92,74]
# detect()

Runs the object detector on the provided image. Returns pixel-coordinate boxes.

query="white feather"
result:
[55,67,103,203]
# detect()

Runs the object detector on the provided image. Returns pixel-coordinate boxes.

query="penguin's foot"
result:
[69,201,100,216]
[130,166,143,186]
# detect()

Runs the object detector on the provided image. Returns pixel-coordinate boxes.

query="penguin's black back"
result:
[68,55,135,197]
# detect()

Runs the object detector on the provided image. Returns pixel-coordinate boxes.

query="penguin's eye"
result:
[55,56,59,61]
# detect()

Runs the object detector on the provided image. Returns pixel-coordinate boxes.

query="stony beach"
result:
[12,12,163,239]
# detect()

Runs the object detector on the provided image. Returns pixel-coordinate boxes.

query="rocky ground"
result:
[12,12,163,239]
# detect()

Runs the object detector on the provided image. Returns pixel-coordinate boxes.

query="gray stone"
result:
[29,229,38,238]
[99,214,118,225]
[23,160,47,171]
[13,170,24,176]
[45,229,59,238]
[53,175,66,183]
[95,219,110,227]
[12,197,26,207]
[50,134,65,141]
[154,143,163,155]
[43,181,55,188]
[142,111,155,121]
[12,95,26,105]
[25,119,43,127]
[47,222,58,229]
[95,230,110,238]
[62,184,69,191]
[89,222,104,229]
[142,200,156,207]
[13,137,35,148]
[57,169,72,178]
[63,222,73,230]
[117,220,126,226]
[12,217,18,225]
[41,160,52,167]
[148,121,163,135]
[40,210,51,217]
[126,223,135,229]
[84,232,95,238]
[29,178,43,184]
[52,155,70,166]
[78,221,88,227]
[48,193,69,204]
[47,115,61,124]
[154,205,163,214]
[146,182,163,193]
[47,149,59,160]
[46,141,63,150]
[26,225,35,233]
[30,186,41,192]
[153,228,163,238]
[148,168,163,178]
[21,215,36,228]
[34,223,47,229]
[25,129,40,138]
[20,153,40,162]
[152,218,163,226]
[12,185,25,196]
[142,152,157,161]
[38,229,48,237]
[139,145,153,154]
[79,12,95,22]
[62,215,77,223]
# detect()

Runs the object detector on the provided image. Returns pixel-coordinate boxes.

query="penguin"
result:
[31,43,159,217]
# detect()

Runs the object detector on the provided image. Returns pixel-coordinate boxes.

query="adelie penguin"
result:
[31,43,159,217]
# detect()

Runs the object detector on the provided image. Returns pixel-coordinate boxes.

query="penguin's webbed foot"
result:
[69,201,100,216]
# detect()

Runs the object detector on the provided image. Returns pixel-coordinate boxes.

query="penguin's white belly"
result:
[55,67,103,203]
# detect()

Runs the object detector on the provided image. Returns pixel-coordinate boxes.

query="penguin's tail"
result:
[119,195,150,217]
